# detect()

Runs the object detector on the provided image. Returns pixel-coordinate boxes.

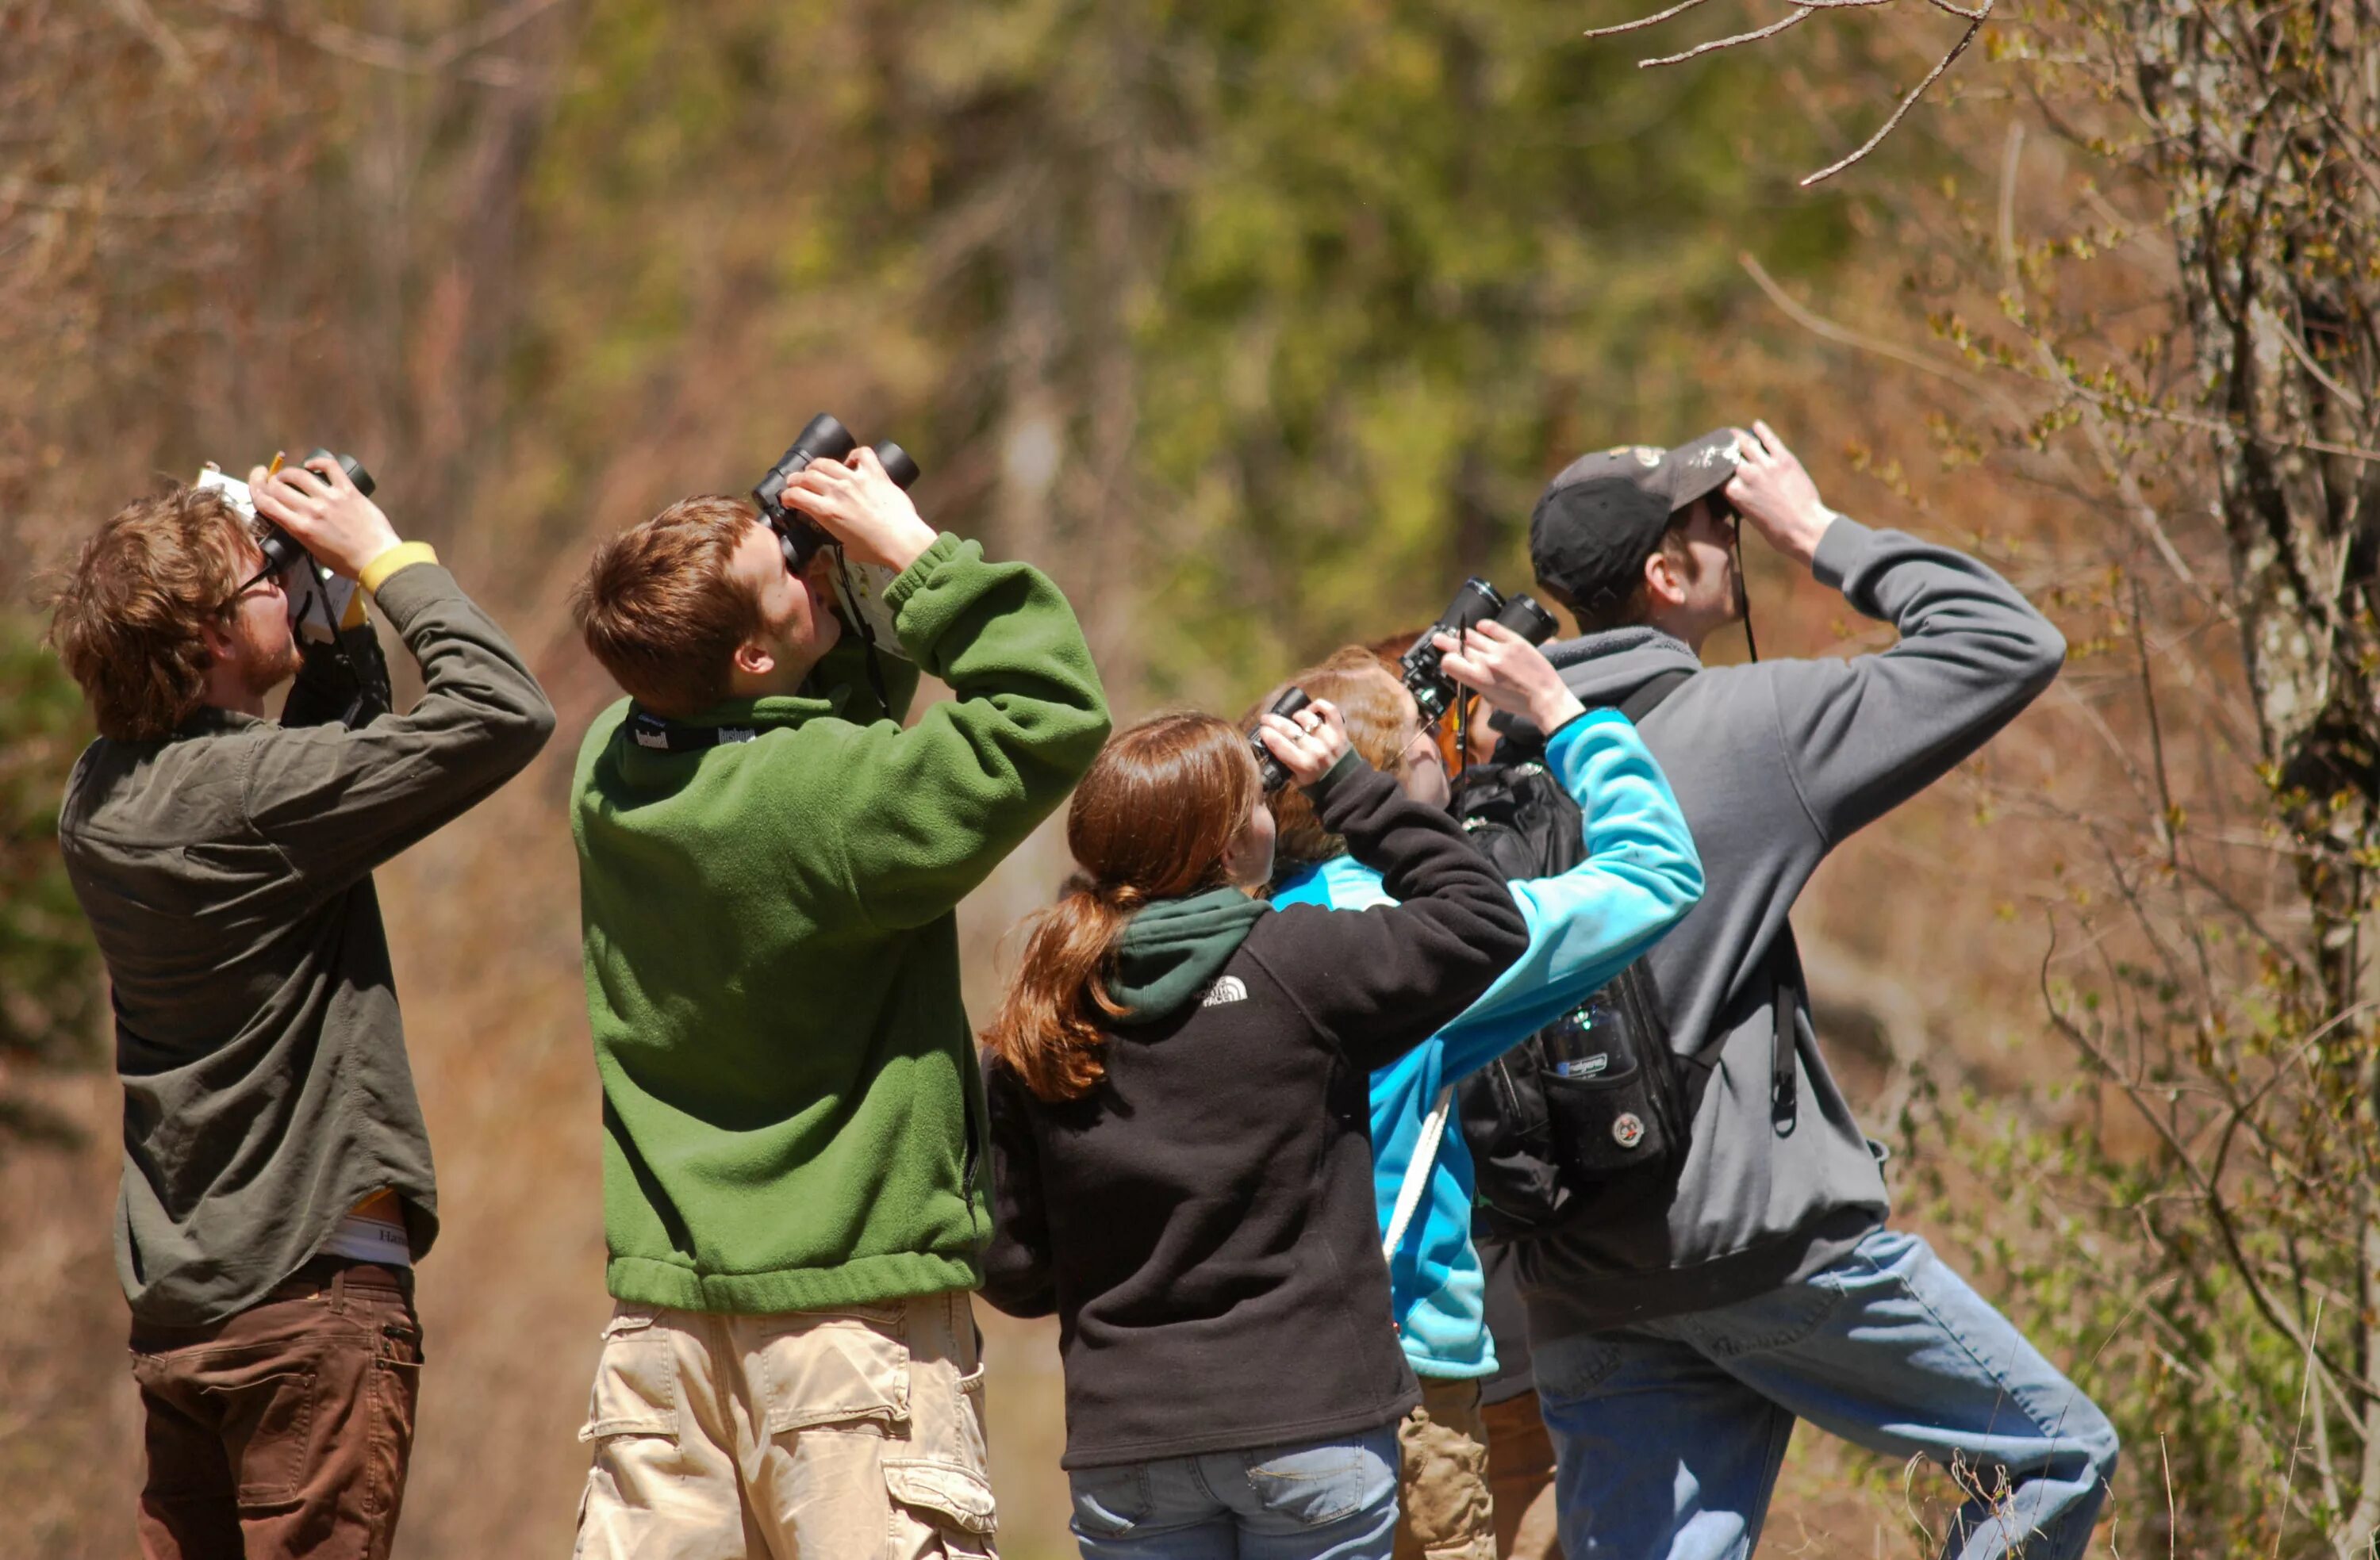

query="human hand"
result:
[1722,420,1835,569]
[1436,619,1585,735]
[781,445,939,574]
[247,456,402,581]
[1257,698,1352,789]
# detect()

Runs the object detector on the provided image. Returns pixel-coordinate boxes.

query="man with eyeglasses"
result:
[48,457,554,1560]
[1511,423,2117,1560]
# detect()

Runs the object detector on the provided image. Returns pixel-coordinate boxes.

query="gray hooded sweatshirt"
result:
[1515,516,2064,1339]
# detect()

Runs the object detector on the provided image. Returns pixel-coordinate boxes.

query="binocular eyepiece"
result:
[1399,577,1558,727]
[753,413,922,572]
[1251,687,1313,792]
[255,449,376,575]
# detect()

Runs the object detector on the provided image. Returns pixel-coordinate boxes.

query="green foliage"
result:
[505,0,1868,706]
[0,611,99,1144]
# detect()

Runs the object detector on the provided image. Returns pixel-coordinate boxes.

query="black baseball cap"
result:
[1530,428,1744,611]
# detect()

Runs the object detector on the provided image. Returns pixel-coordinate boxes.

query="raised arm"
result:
[827,536,1111,930]
[1257,757,1529,1075]
[1725,420,2064,848]
[244,561,557,890]
[1769,519,2064,845]
[1432,709,1702,1077]
[238,462,554,891]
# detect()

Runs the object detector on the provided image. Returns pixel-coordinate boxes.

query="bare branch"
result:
[1802,9,1990,186]
[191,0,566,88]
[1582,0,1720,42]
[1641,8,1814,70]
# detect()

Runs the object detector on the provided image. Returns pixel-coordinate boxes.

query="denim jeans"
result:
[1534,1229,2118,1560]
[1066,1424,1402,1560]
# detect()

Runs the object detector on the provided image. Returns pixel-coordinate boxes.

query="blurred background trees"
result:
[2,0,2372,1554]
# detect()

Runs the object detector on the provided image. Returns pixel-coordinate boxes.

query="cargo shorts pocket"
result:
[755,1306,911,1435]
[578,1309,680,1443]
[885,1348,999,1543]
[887,1456,1000,1539]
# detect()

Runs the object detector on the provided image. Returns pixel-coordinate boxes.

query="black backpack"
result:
[1449,670,1803,1241]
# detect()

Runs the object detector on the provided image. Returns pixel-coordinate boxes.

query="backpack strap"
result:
[1769,926,1804,1137]
[1616,666,1692,723]
[1382,1083,1458,1261]
[1602,664,1800,1137]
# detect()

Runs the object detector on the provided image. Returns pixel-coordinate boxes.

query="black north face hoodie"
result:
[980,756,1528,1469]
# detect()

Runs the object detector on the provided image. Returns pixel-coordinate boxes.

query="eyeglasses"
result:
[218,558,282,615]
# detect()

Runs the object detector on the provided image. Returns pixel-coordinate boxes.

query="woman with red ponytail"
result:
[979,703,1530,1560]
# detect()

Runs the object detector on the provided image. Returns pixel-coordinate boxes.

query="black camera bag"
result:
[1451,669,1804,1241]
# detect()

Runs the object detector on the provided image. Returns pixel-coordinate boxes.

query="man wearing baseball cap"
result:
[1511,422,2118,1559]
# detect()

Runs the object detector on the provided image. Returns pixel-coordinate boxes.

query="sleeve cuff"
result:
[1809,513,1871,592]
[881,532,964,617]
[1300,747,1368,807]
[359,542,439,595]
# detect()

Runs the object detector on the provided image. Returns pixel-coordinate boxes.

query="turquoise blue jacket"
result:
[1271,709,1701,1378]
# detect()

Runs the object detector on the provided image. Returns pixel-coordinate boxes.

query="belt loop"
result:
[329,1263,349,1312]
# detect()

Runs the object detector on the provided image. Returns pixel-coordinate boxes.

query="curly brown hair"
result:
[1246,646,1416,873]
[48,486,251,741]
[572,495,766,719]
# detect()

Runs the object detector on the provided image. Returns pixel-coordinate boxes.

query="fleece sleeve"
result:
[1429,710,1702,1079]
[830,536,1113,931]
[1769,518,2066,847]
[1259,761,1529,1075]
[977,1060,1058,1319]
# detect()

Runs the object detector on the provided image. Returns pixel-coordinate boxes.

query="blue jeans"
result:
[1066,1425,1403,1560]
[1534,1229,2118,1560]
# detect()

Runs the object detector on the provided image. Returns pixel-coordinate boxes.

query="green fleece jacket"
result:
[571,533,1110,1313]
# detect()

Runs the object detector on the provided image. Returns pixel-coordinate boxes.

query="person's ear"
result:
[198,618,237,666]
[731,636,778,679]
[1644,546,1689,611]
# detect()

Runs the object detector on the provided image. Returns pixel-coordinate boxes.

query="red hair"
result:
[983,713,1261,1102]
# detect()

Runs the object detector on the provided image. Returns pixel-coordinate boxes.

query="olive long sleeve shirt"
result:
[58,560,555,1326]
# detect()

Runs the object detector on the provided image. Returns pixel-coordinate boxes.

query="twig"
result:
[0,176,263,219]
[1736,251,2033,420]
[1640,6,1813,68]
[1803,7,1992,187]
[2270,1288,2321,1560]
[192,0,565,87]
[1583,0,1718,42]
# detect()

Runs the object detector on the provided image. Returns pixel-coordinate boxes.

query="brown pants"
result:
[1480,1392,1559,1560]
[130,1260,423,1560]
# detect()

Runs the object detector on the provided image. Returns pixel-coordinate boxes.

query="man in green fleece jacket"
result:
[567,445,1110,1558]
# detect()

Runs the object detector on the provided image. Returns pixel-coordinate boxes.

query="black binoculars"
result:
[752,414,921,573]
[255,449,375,575]
[1399,578,1558,726]
[1251,687,1313,792]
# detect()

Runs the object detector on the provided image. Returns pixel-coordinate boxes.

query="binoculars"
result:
[253,449,376,575]
[752,414,920,573]
[1251,687,1313,792]
[1399,578,1558,727]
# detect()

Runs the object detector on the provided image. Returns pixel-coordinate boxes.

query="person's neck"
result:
[727,651,827,703]
[1644,607,1729,657]
[201,666,267,719]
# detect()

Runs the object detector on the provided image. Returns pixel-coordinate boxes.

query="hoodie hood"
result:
[1109,887,1270,1025]
[1541,625,1703,709]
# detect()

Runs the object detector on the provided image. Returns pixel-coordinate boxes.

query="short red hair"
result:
[572,496,766,718]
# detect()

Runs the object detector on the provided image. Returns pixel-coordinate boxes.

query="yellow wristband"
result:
[358,542,439,595]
